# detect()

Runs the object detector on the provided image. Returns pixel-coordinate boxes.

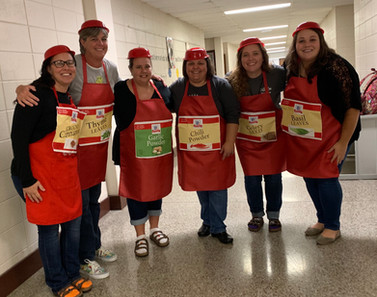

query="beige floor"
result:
[9,157,377,297]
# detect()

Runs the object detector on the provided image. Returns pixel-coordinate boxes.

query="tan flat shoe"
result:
[305,226,324,236]
[316,231,341,245]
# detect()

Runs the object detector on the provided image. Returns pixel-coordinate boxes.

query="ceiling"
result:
[139,0,353,54]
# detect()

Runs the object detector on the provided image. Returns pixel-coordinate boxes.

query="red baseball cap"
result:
[44,45,75,61]
[292,21,324,37]
[128,47,152,59]
[184,47,209,61]
[78,20,109,34]
[238,37,265,52]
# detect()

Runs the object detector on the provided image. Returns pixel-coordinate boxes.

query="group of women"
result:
[112,21,361,254]
[10,20,361,295]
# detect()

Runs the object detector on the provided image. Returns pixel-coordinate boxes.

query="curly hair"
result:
[227,43,271,99]
[285,28,335,83]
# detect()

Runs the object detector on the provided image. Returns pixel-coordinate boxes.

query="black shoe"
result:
[211,232,233,244]
[197,224,210,237]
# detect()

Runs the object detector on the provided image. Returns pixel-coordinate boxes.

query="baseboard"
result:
[0,195,123,296]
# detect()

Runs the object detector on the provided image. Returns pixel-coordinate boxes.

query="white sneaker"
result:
[80,259,109,279]
[95,246,117,262]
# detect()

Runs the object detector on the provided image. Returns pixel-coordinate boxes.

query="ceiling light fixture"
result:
[264,41,286,46]
[225,3,291,15]
[267,49,286,54]
[266,46,286,51]
[260,35,287,41]
[243,25,288,32]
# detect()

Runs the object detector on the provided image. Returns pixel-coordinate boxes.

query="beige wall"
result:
[0,0,204,276]
[354,0,377,79]
[321,4,355,66]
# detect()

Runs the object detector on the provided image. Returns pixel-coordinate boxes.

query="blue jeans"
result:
[197,190,228,234]
[303,177,342,230]
[79,183,101,263]
[245,174,282,220]
[38,217,81,293]
[126,198,162,226]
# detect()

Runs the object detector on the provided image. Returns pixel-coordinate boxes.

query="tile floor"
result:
[8,158,377,297]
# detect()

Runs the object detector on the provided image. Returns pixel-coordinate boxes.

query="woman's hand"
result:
[151,74,166,86]
[220,141,235,160]
[23,181,45,203]
[16,85,39,107]
[327,141,348,164]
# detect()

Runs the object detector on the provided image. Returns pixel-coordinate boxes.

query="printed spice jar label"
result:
[281,98,322,140]
[238,111,277,142]
[178,115,221,151]
[134,119,172,158]
[78,104,113,146]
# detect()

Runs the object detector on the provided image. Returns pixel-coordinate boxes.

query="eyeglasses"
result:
[51,60,75,68]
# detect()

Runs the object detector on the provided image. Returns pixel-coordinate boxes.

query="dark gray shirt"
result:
[246,65,286,109]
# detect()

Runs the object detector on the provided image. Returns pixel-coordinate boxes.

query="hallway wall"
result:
[0,0,203,276]
[354,0,377,78]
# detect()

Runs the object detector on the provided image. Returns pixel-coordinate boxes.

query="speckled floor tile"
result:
[8,161,377,297]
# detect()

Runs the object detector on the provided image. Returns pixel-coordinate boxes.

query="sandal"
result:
[71,277,92,293]
[150,230,170,247]
[54,285,82,297]
[268,219,282,232]
[134,238,149,257]
[248,217,264,232]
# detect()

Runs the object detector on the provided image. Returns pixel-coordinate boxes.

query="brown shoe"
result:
[268,219,282,232]
[248,217,264,232]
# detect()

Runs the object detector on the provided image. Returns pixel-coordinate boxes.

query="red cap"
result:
[78,20,109,34]
[184,47,209,61]
[292,21,324,37]
[44,45,75,61]
[238,37,265,52]
[128,47,152,59]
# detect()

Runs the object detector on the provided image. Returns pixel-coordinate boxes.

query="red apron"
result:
[26,91,82,225]
[236,72,286,175]
[77,55,114,190]
[282,76,341,178]
[119,80,173,201]
[177,80,236,191]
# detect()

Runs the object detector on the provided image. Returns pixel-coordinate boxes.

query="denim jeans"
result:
[79,183,101,263]
[38,216,81,293]
[126,198,162,226]
[197,189,228,234]
[244,174,282,220]
[303,177,342,230]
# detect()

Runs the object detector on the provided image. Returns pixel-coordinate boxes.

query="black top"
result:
[112,79,171,165]
[169,76,240,124]
[246,65,286,109]
[11,87,71,187]
[316,54,362,142]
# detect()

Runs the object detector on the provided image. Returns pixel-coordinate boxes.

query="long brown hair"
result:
[285,28,335,83]
[227,43,271,99]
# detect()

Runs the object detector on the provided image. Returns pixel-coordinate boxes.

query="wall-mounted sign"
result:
[166,37,175,69]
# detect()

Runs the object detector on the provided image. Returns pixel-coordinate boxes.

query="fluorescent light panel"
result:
[267,49,286,54]
[225,3,291,15]
[266,46,286,51]
[264,41,286,46]
[260,35,287,41]
[243,25,288,32]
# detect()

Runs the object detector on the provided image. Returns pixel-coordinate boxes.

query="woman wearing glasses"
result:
[11,45,92,297]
